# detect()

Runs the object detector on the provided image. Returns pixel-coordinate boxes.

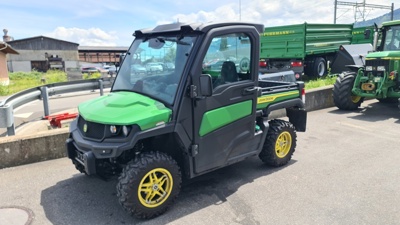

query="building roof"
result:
[7,35,79,46]
[78,46,129,52]
[0,41,19,54]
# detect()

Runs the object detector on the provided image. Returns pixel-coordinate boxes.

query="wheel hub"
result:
[139,168,173,208]
[275,131,292,158]
[152,184,159,190]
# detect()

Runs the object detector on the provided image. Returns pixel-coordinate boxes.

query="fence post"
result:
[7,123,15,136]
[99,79,104,96]
[0,104,15,136]
[41,86,50,117]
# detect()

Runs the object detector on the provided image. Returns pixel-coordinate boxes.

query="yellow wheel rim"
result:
[275,131,292,158]
[138,168,173,208]
[351,95,361,103]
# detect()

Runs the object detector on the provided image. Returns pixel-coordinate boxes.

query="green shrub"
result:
[82,72,101,79]
[9,71,42,80]
[43,70,68,83]
[0,85,9,96]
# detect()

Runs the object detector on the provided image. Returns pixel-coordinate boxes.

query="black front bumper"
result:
[65,118,175,176]
[66,138,97,175]
[65,119,137,176]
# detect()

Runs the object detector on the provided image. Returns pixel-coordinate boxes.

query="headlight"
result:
[365,66,373,71]
[110,125,117,134]
[377,66,385,71]
[122,126,131,137]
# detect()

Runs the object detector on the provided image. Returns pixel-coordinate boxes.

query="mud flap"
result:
[286,108,307,132]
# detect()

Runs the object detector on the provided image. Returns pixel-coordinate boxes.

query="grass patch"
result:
[0,70,68,96]
[82,72,101,79]
[303,75,337,90]
[1,70,338,96]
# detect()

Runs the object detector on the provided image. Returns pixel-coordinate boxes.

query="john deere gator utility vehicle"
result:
[66,22,307,219]
[333,20,400,110]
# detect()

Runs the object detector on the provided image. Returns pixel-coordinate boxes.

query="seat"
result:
[212,61,239,88]
[220,61,238,83]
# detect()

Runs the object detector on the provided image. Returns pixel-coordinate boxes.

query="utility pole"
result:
[333,1,394,24]
[239,0,242,21]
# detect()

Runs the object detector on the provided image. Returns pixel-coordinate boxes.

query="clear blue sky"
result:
[0,0,396,46]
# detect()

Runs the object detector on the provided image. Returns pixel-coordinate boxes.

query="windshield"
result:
[383,25,400,51]
[112,35,196,105]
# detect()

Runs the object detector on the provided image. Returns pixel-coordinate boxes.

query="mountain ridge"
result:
[355,8,400,27]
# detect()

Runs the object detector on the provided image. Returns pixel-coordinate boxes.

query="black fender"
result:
[264,99,307,132]
[344,65,364,73]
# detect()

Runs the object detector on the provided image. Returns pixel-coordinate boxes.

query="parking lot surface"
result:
[0,99,399,225]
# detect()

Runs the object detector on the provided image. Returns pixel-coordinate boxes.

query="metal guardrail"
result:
[0,78,112,136]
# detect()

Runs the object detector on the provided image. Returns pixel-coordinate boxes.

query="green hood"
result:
[366,51,400,59]
[78,91,172,130]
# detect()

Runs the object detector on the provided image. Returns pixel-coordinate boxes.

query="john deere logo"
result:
[83,124,88,133]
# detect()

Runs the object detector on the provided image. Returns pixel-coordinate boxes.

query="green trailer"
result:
[259,23,371,79]
[351,26,374,44]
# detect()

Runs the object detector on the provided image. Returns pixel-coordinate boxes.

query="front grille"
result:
[365,59,390,77]
[77,116,105,140]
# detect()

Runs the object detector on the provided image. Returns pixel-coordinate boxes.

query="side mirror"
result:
[200,74,213,97]
[364,29,371,39]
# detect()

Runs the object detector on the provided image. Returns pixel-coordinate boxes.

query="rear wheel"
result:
[313,57,326,77]
[259,119,296,167]
[333,72,364,110]
[117,151,181,219]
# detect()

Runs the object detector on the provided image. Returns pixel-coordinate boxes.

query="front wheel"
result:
[117,151,181,219]
[259,119,297,167]
[333,72,364,110]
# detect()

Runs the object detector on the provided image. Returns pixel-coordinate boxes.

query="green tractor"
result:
[333,20,400,110]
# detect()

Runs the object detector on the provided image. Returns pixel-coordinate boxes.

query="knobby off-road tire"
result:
[117,151,181,219]
[259,119,297,167]
[333,72,364,110]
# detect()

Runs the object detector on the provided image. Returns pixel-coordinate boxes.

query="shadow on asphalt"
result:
[40,156,293,225]
[328,101,400,124]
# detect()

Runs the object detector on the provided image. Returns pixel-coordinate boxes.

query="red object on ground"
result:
[44,113,78,128]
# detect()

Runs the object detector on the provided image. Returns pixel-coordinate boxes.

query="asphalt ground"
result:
[0,99,399,225]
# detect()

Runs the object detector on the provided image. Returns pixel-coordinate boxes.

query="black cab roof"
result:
[134,22,264,38]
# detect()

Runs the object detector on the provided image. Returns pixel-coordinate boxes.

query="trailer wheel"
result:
[259,119,296,167]
[117,151,181,219]
[333,72,364,110]
[313,57,326,77]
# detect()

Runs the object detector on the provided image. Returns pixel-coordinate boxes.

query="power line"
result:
[333,0,395,24]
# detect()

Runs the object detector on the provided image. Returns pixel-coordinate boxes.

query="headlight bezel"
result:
[122,125,132,137]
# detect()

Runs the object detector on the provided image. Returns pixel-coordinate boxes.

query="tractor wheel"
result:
[333,72,364,110]
[377,97,398,103]
[259,119,296,167]
[117,151,181,219]
[313,57,327,77]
